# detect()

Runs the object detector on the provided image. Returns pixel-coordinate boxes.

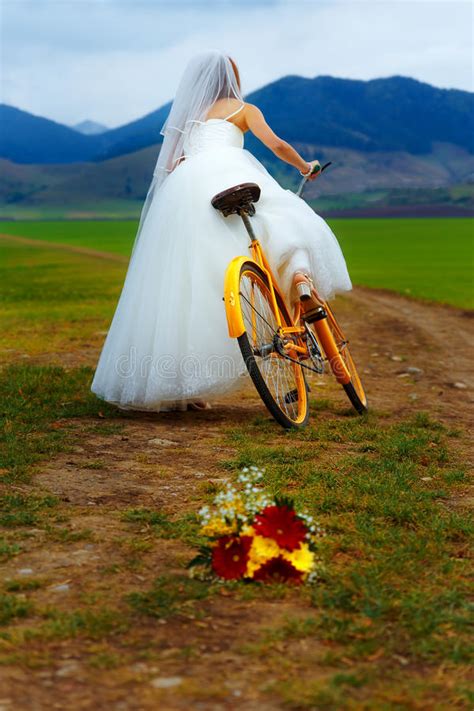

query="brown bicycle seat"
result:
[211,182,261,217]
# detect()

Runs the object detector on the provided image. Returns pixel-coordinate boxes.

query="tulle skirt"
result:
[91,146,352,411]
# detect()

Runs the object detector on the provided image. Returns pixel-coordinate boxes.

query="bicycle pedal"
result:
[302,306,327,324]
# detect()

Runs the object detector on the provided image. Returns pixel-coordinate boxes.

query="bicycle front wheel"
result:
[235,262,309,429]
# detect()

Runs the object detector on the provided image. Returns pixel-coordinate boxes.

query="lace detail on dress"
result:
[183,120,244,157]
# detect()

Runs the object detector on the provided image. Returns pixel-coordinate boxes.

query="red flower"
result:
[253,556,303,584]
[254,505,307,551]
[211,535,252,580]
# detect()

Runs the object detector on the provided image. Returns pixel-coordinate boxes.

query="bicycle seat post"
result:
[239,210,257,242]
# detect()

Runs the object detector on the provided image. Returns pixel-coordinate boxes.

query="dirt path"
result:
[1,286,473,709]
[0,233,129,263]
[341,286,474,433]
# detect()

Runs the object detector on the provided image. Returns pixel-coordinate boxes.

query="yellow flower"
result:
[241,524,255,536]
[200,517,235,537]
[281,542,315,573]
[221,495,245,515]
[245,534,281,578]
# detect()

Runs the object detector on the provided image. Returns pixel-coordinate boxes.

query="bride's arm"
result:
[244,104,318,178]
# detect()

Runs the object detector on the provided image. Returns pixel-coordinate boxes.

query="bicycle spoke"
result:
[240,272,301,422]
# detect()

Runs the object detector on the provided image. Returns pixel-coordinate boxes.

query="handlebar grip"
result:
[296,161,332,198]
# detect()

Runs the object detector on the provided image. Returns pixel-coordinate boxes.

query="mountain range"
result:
[1,75,473,216]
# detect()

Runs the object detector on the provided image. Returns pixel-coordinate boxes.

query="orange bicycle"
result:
[212,165,367,429]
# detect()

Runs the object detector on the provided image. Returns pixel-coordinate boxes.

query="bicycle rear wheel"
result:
[236,262,309,429]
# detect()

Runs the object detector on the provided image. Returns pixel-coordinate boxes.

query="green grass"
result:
[0,219,136,256]
[126,575,210,620]
[1,217,472,307]
[0,237,126,357]
[0,493,58,527]
[0,593,33,626]
[331,217,473,308]
[0,363,120,482]
[0,200,144,221]
[216,411,473,704]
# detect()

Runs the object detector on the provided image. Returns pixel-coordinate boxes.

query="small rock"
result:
[421,477,433,481]
[406,366,423,375]
[391,355,403,362]
[393,654,409,666]
[130,662,159,674]
[151,676,183,689]
[371,352,379,357]
[18,568,33,576]
[453,381,467,390]
[52,584,70,593]
[148,438,178,447]
[56,661,80,677]
[397,373,410,378]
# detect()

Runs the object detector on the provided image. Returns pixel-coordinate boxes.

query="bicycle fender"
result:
[223,256,257,338]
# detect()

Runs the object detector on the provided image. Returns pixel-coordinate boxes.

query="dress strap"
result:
[223,103,245,121]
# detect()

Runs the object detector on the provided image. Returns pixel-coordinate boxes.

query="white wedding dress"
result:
[91,105,352,411]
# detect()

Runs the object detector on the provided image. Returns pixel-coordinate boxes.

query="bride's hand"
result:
[306,160,321,181]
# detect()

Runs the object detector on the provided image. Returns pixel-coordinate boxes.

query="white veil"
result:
[130,50,243,260]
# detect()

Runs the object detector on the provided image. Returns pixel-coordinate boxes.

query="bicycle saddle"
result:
[211,182,261,217]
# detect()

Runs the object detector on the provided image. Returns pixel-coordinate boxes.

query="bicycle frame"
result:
[224,213,320,361]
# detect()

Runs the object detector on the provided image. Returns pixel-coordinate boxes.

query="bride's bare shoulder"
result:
[206,97,245,119]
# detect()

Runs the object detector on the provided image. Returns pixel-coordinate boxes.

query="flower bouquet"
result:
[189,467,323,584]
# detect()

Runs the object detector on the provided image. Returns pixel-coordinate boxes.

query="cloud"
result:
[1,0,472,127]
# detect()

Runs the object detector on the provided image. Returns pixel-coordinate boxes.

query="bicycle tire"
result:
[317,302,368,414]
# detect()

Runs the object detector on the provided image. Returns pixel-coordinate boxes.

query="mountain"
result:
[245,75,474,154]
[93,103,171,160]
[1,76,473,165]
[73,120,108,135]
[1,75,473,216]
[0,105,98,163]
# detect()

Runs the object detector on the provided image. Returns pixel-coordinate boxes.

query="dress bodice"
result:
[183,119,244,157]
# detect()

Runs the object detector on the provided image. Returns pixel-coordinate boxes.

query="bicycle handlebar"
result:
[296,161,332,198]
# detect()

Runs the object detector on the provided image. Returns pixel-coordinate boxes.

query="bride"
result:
[91,50,352,412]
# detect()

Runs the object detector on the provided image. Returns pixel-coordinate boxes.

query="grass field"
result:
[0,237,126,360]
[0,229,472,707]
[1,217,472,308]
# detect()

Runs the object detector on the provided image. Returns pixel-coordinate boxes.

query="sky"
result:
[1,0,472,128]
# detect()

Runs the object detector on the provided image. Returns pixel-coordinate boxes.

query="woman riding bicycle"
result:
[91,50,352,413]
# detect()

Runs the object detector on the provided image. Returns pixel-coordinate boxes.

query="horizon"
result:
[3,71,472,132]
